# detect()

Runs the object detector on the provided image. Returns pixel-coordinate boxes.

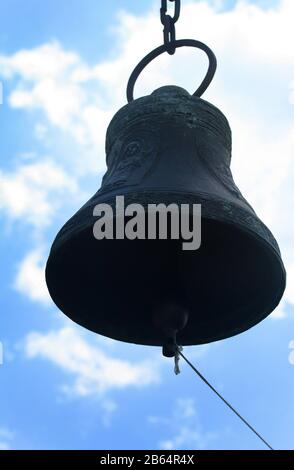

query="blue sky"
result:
[0,0,294,450]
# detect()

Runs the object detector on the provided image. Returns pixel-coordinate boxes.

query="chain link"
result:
[160,0,181,55]
[126,0,217,102]
[160,0,180,25]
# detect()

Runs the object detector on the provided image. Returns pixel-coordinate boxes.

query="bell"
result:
[46,85,286,348]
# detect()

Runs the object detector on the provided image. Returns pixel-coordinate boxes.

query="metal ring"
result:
[126,39,217,103]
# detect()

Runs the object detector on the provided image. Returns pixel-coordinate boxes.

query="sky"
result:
[0,0,294,451]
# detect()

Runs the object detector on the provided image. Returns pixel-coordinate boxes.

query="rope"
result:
[178,348,274,450]
[174,345,183,374]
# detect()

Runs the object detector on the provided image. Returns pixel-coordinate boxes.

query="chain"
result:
[160,0,181,55]
[126,0,217,102]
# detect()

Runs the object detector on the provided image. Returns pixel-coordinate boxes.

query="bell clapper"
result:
[152,301,189,373]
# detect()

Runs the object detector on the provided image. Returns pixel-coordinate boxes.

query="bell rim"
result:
[46,189,286,347]
[46,221,286,347]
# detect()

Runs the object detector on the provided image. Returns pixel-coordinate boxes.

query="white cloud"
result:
[289,80,294,104]
[1,42,85,129]
[283,264,294,306]
[271,303,287,320]
[272,262,294,319]
[100,399,118,428]
[24,326,160,396]
[0,427,14,450]
[0,159,80,228]
[14,248,51,306]
[149,398,217,450]
[0,42,78,80]
[0,42,112,173]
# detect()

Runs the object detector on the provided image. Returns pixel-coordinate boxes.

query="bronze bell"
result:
[46,85,286,348]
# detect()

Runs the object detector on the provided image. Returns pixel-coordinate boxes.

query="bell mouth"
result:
[46,209,286,347]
